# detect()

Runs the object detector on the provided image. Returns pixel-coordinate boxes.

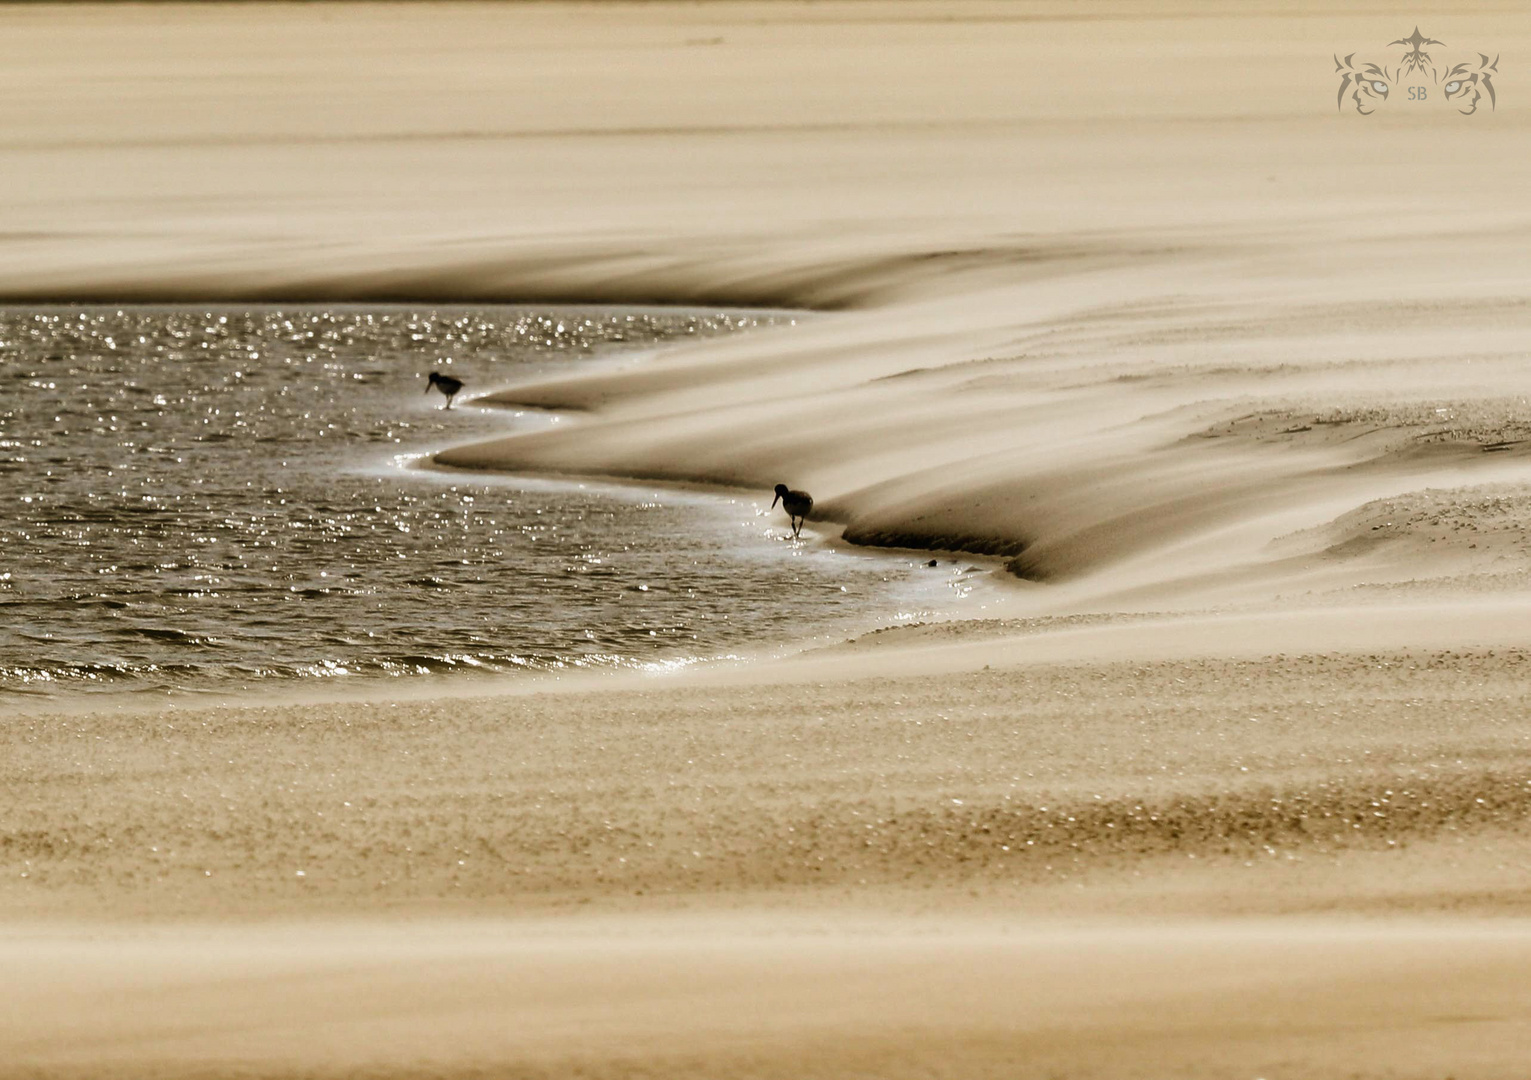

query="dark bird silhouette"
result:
[425,371,464,409]
[772,483,813,539]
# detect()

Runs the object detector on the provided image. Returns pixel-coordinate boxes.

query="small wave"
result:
[124,626,201,642]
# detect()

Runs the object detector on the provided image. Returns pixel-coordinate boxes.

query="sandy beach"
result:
[6,1,1531,1076]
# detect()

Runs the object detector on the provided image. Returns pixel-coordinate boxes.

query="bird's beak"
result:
[424,383,432,395]
[771,493,780,508]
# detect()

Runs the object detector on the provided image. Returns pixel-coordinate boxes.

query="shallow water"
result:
[0,305,969,702]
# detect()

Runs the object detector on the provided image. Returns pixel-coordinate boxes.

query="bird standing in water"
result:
[425,371,464,409]
[772,483,813,539]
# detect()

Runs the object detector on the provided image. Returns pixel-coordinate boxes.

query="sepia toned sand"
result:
[7,1,1531,1076]
[11,624,1531,1077]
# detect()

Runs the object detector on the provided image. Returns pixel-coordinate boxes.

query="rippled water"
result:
[0,305,962,702]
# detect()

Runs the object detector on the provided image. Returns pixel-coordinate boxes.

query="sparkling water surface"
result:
[0,305,967,702]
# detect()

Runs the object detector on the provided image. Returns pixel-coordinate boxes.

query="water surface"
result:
[0,305,966,702]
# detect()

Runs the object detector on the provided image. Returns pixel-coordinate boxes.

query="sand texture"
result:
[6,1,1531,1076]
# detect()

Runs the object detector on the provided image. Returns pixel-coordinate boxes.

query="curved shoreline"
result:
[433,266,1531,609]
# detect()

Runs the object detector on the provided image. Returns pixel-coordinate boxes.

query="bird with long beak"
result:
[425,371,464,409]
[772,484,813,539]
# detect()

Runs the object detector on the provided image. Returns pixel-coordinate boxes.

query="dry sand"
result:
[6,1,1531,1076]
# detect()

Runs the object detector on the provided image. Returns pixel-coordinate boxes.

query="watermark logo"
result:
[1335,27,1498,115]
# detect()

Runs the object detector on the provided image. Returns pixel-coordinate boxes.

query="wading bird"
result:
[425,371,464,409]
[772,484,813,539]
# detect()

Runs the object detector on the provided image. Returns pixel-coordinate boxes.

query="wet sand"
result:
[6,1,1531,1076]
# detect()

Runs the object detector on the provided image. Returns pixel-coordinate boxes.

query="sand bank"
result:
[10,607,1531,920]
[9,616,1531,1075]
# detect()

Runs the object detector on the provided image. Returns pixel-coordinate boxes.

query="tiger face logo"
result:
[1439,58,1498,114]
[1335,28,1499,116]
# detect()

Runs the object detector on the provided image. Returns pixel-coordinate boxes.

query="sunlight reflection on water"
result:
[0,305,969,701]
